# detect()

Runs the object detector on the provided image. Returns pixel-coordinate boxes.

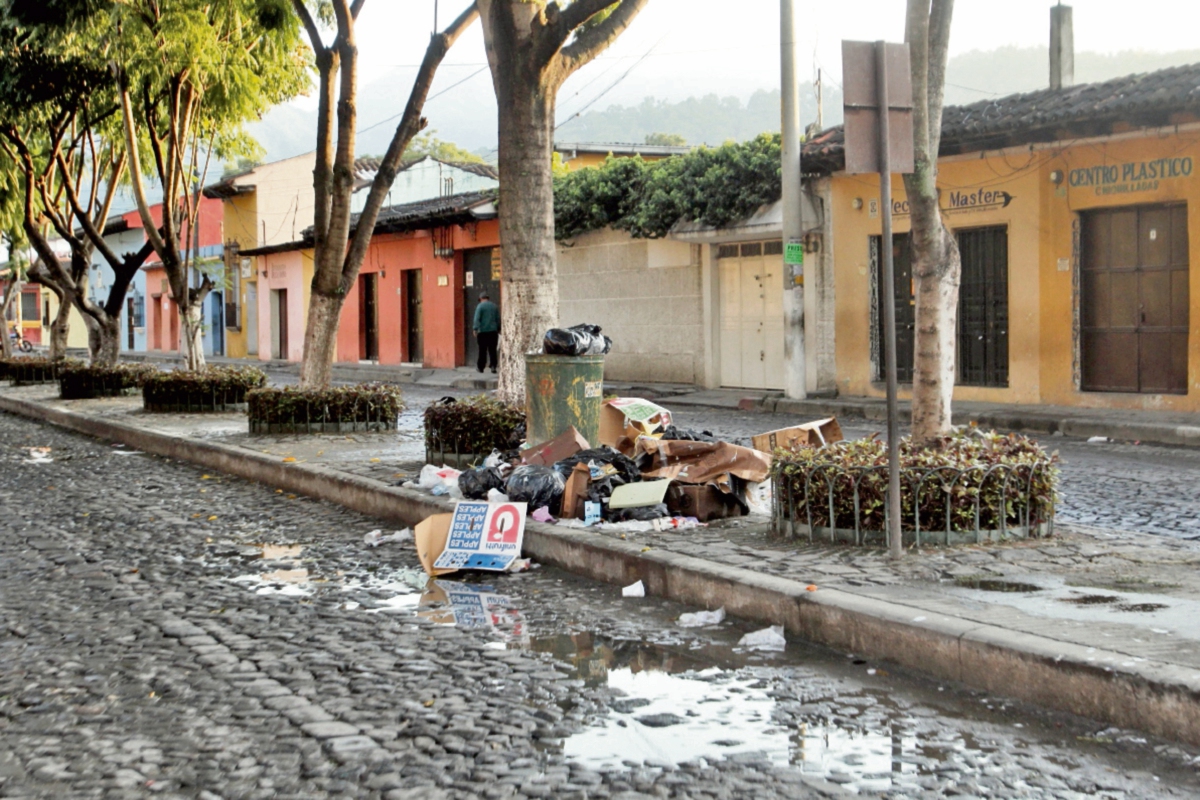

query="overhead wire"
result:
[555,34,669,131]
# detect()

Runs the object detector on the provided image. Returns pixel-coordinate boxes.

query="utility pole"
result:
[816,68,823,130]
[780,0,806,400]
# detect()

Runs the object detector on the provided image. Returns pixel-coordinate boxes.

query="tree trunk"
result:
[299,291,344,388]
[180,304,206,371]
[495,79,559,405]
[48,293,71,360]
[908,201,960,444]
[0,280,17,359]
[89,315,122,366]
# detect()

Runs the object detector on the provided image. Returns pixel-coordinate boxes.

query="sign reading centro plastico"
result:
[1069,157,1193,195]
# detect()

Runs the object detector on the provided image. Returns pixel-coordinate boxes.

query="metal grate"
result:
[957,226,1009,387]
[740,242,763,257]
[716,244,740,259]
[763,240,784,256]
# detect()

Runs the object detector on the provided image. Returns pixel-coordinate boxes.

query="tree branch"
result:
[338,1,480,291]
[558,0,648,81]
[925,0,954,156]
[57,151,125,270]
[291,0,327,54]
[350,0,366,19]
[119,82,169,257]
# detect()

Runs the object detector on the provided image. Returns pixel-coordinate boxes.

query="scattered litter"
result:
[505,465,564,511]
[677,607,725,627]
[531,507,555,523]
[112,449,144,456]
[599,397,672,449]
[584,501,602,526]
[23,447,52,464]
[806,584,818,592]
[364,529,414,548]
[622,580,646,598]
[609,478,671,509]
[738,625,786,651]
[506,558,534,573]
[487,488,510,503]
[1087,436,1111,444]
[651,516,702,531]
[458,466,507,500]
[413,465,462,491]
[745,481,773,515]
[751,418,843,453]
[416,501,527,576]
[522,426,589,467]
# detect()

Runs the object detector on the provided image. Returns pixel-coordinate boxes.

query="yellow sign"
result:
[490,248,502,281]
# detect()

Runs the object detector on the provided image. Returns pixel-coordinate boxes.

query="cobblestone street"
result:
[4,409,1200,798]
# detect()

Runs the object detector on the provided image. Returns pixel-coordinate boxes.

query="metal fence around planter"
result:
[60,374,142,400]
[144,386,254,413]
[424,434,487,470]
[3,360,70,386]
[248,394,401,435]
[772,461,1056,546]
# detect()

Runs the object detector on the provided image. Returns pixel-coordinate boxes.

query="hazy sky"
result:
[335,0,1200,132]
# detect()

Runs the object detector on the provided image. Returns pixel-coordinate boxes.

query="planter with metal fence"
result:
[143,366,267,413]
[1,357,77,386]
[770,432,1058,547]
[424,395,524,467]
[59,363,156,400]
[247,384,404,434]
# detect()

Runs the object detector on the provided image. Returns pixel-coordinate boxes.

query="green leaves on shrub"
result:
[0,356,81,384]
[143,366,268,412]
[247,384,404,433]
[59,362,156,399]
[771,429,1060,534]
[424,395,524,457]
[554,133,783,240]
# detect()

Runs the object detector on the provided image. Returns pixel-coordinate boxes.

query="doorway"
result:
[126,297,136,351]
[209,291,224,356]
[463,248,501,368]
[1081,204,1189,394]
[149,296,161,350]
[270,288,288,360]
[358,272,379,361]
[246,283,258,355]
[718,241,785,390]
[956,226,1009,387]
[406,270,424,363]
[871,234,916,383]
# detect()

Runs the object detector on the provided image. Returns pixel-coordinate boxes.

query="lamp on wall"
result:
[852,197,864,210]
[1049,170,1064,185]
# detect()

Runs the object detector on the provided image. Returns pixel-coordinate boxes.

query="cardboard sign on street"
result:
[431,501,527,573]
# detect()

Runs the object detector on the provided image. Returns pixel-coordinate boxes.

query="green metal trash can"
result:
[525,354,605,448]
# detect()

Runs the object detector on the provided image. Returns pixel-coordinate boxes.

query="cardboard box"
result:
[666,483,746,522]
[598,398,672,449]
[751,418,843,453]
[522,426,589,467]
[560,463,591,519]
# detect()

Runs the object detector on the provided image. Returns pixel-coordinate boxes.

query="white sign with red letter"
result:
[433,502,527,572]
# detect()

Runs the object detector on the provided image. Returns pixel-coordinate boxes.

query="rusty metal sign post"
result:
[842,40,914,560]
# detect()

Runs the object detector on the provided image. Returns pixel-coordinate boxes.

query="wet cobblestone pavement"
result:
[5,411,1200,798]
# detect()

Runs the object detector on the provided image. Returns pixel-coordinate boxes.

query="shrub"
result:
[59,362,157,399]
[771,429,1059,544]
[143,366,268,412]
[424,395,524,464]
[247,383,404,434]
[1,356,80,385]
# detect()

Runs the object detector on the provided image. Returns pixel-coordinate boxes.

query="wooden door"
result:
[1081,205,1189,394]
[957,226,1010,387]
[463,248,501,367]
[718,242,785,390]
[406,269,423,363]
[872,234,915,383]
[276,289,288,360]
[358,273,378,361]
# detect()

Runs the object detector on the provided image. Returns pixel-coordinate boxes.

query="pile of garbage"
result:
[408,395,843,532]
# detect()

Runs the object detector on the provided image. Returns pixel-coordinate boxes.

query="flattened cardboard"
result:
[639,439,772,485]
[560,463,591,519]
[598,398,672,448]
[751,418,843,453]
[609,478,671,509]
[522,426,589,467]
[415,514,458,576]
[666,483,745,522]
[433,502,526,572]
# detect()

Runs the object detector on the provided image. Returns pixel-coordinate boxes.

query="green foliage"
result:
[403,132,487,165]
[771,430,1060,536]
[424,395,524,457]
[554,133,782,240]
[0,356,82,384]
[58,361,156,399]
[247,384,404,433]
[143,365,268,411]
[644,132,686,146]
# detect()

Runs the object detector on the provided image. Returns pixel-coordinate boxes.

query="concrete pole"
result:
[1050,3,1074,91]
[780,0,807,399]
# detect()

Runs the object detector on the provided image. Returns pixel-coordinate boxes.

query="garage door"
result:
[719,241,785,390]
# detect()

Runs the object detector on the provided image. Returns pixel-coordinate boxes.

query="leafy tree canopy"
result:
[402,132,487,165]
[554,132,782,240]
[644,132,686,146]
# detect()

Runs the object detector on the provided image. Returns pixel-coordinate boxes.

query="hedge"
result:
[0,357,79,385]
[771,429,1059,544]
[59,362,157,399]
[247,384,404,434]
[143,366,268,412]
[424,394,524,466]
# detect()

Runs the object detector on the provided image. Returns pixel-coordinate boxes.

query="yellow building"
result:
[204,152,317,358]
[824,64,1200,412]
[554,141,690,171]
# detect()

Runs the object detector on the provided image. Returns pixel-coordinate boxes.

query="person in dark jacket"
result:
[472,292,500,373]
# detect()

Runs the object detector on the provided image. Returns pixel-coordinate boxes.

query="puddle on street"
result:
[260,544,305,560]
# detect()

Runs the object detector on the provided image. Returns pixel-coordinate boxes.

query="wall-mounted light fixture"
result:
[1049,170,1064,185]
[852,197,864,210]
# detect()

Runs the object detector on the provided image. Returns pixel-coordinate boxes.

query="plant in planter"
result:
[247,384,404,434]
[143,366,268,413]
[424,395,524,467]
[59,362,157,399]
[771,429,1059,546]
[1,357,81,386]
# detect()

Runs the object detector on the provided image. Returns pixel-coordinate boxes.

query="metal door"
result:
[463,248,501,367]
[359,272,379,361]
[405,270,423,364]
[872,234,915,382]
[718,242,785,390]
[1081,204,1189,394]
[957,227,1009,387]
[126,297,136,350]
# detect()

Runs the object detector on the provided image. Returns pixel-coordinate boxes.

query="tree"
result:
[903,0,960,445]
[292,0,479,388]
[404,131,488,164]
[644,132,686,146]
[476,0,649,403]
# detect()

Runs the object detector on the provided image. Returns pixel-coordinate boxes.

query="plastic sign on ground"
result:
[431,501,527,572]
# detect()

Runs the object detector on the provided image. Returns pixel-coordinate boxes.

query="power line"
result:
[555,35,667,130]
[355,66,489,137]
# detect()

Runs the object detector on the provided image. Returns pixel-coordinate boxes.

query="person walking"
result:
[472,292,500,373]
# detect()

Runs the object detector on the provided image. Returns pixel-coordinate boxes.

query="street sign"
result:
[841,41,915,175]
[784,242,805,266]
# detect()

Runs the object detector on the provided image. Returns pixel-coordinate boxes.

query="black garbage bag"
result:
[607,503,670,522]
[458,466,507,500]
[543,323,613,356]
[553,447,640,484]
[505,465,565,512]
[507,421,527,450]
[661,425,718,443]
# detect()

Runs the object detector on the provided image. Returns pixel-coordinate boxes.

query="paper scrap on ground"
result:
[1087,436,1111,444]
[23,447,52,464]
[531,507,554,523]
[431,501,527,573]
[677,607,726,627]
[609,479,671,509]
[622,580,646,598]
[738,625,786,651]
[364,529,413,548]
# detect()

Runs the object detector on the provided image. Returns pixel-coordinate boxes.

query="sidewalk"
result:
[99,350,1200,448]
[4,383,1200,749]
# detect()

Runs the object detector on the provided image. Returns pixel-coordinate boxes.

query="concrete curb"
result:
[4,393,1200,746]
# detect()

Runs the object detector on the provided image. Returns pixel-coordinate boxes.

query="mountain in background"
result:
[243,46,1200,165]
